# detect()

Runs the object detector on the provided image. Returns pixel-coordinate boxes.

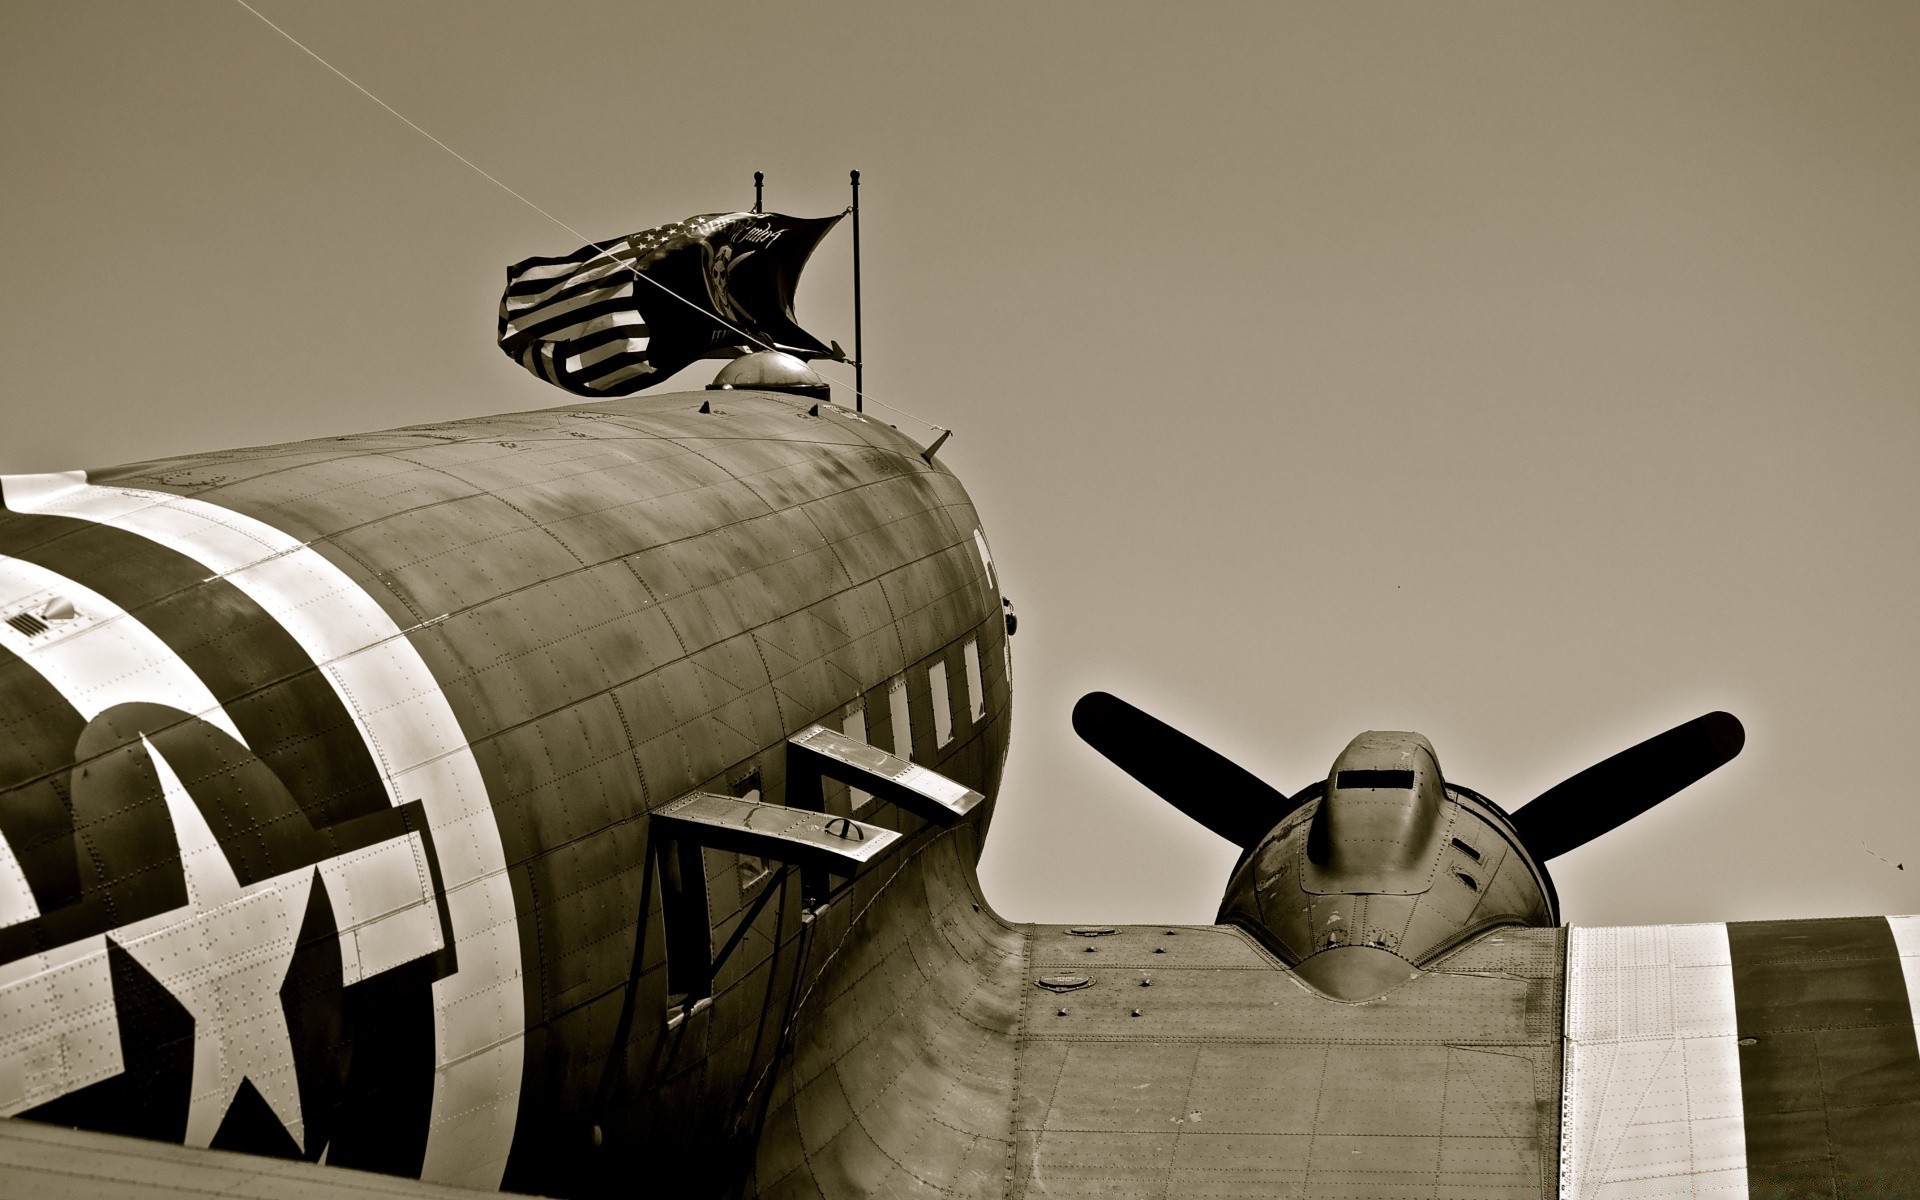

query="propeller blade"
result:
[1509,711,1745,861]
[1071,691,1297,848]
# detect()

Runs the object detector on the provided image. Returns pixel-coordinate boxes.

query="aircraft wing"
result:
[0,1116,546,1199]
[1563,915,1920,1198]
[752,834,1566,1198]
[752,836,1920,1199]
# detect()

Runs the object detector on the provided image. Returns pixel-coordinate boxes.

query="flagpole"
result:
[850,169,863,412]
[753,171,763,213]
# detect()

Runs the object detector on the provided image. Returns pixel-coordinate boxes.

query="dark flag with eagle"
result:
[498,211,842,397]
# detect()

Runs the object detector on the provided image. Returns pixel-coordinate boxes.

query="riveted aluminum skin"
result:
[0,389,1011,1197]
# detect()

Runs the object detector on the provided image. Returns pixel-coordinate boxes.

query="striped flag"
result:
[498,211,842,397]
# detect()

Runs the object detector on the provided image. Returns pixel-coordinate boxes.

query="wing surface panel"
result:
[1564,915,1920,1199]
[1562,922,1747,1200]
[1017,924,1562,1198]
[752,826,1564,1199]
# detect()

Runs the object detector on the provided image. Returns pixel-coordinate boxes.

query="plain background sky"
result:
[3,2,1917,928]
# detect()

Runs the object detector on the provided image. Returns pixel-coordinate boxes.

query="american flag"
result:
[498,211,841,398]
[499,217,708,396]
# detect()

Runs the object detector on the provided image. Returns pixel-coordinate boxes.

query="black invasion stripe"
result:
[0,506,389,834]
[1729,916,1920,1195]
[0,644,84,911]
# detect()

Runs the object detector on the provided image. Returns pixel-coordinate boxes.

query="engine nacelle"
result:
[1217,731,1556,1001]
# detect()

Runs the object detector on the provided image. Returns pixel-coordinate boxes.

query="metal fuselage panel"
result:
[0,391,1011,1196]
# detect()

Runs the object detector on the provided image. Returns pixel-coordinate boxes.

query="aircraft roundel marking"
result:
[0,471,523,1189]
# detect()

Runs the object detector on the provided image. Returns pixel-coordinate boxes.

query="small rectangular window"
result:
[888,677,912,762]
[962,639,985,721]
[929,661,954,747]
[844,702,873,812]
[973,528,995,590]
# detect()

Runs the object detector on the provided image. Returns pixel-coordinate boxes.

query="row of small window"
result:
[840,636,988,812]
[727,634,990,892]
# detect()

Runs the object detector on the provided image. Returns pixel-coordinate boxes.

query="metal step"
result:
[787,724,984,823]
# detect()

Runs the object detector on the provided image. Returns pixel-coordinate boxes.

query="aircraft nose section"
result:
[1303,731,1449,896]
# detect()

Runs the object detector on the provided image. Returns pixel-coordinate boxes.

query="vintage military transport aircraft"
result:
[0,365,1914,1198]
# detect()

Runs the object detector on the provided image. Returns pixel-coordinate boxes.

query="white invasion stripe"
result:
[0,934,117,1114]
[1562,922,1749,1200]
[972,528,995,591]
[0,471,86,512]
[1884,916,1920,1041]
[0,554,252,932]
[0,555,245,743]
[319,832,443,986]
[0,472,523,1189]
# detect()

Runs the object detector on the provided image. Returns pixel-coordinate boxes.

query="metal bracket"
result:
[646,722,979,1024]
[650,792,896,1010]
[652,792,898,873]
[785,723,985,824]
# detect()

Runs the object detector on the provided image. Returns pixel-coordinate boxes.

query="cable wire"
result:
[232,0,947,434]
[232,0,865,384]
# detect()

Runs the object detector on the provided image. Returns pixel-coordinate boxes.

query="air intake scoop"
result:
[1303,731,1449,896]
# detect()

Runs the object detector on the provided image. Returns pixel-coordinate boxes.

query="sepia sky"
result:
[4,1,1918,928]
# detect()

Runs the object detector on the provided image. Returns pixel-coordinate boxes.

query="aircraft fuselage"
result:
[0,389,1011,1196]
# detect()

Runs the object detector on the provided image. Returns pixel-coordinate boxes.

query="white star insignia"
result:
[109,737,314,1150]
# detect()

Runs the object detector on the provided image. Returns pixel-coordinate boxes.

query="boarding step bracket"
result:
[785,723,985,823]
[652,792,899,873]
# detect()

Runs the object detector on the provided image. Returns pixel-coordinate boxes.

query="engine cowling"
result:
[1217,731,1556,1001]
